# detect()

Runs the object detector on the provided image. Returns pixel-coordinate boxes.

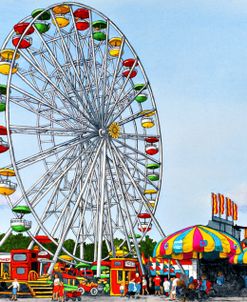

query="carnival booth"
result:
[110,258,139,296]
[153,225,242,279]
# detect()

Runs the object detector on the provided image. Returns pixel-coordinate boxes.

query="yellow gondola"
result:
[0,181,16,195]
[109,48,121,57]
[148,201,156,208]
[109,37,122,57]
[52,16,70,28]
[0,49,20,60]
[52,5,70,15]
[59,255,73,261]
[0,168,15,177]
[141,109,156,117]
[109,37,122,47]
[144,189,157,195]
[141,117,155,128]
[0,62,18,75]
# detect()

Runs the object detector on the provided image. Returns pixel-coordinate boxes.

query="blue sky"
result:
[1,0,247,239]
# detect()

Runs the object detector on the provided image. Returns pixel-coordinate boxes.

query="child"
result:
[52,273,60,301]
[59,281,64,302]
[8,278,20,301]
[120,280,125,297]
[163,277,170,297]
[142,276,149,295]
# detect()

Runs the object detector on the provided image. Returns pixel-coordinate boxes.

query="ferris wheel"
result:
[0,2,164,275]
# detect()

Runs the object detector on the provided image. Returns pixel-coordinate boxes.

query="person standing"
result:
[163,277,170,297]
[141,276,149,295]
[120,280,125,297]
[170,276,179,300]
[153,275,161,296]
[52,273,60,301]
[59,281,64,302]
[134,273,141,297]
[8,278,20,301]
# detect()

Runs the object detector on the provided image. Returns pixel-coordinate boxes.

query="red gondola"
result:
[12,36,32,49]
[145,145,159,155]
[122,58,139,68]
[13,23,34,35]
[73,8,89,19]
[0,138,9,153]
[0,125,7,135]
[76,21,89,31]
[145,137,159,144]
[138,225,152,233]
[34,235,52,244]
[137,213,151,219]
[122,69,137,78]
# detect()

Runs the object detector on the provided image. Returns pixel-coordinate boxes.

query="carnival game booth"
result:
[110,258,139,296]
[153,225,242,279]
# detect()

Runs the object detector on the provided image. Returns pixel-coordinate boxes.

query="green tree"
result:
[139,235,157,258]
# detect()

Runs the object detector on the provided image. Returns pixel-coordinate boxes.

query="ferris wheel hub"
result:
[99,128,107,137]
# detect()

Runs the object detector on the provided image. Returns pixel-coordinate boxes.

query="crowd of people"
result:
[121,272,229,300]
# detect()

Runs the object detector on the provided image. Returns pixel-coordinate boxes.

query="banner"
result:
[233,203,238,220]
[212,193,218,215]
[226,197,232,217]
[218,193,225,215]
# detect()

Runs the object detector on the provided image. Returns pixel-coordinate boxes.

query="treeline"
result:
[0,233,156,260]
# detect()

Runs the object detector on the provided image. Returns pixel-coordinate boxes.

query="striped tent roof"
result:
[153,225,242,260]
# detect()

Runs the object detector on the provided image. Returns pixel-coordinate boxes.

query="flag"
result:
[218,193,225,215]
[226,197,232,217]
[212,193,218,215]
[141,252,147,265]
[233,203,238,220]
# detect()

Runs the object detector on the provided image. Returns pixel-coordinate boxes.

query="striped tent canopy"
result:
[229,248,247,264]
[153,225,242,260]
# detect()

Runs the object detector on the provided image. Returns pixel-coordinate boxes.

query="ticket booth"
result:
[110,258,139,296]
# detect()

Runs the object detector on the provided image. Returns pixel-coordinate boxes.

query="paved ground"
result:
[0,297,246,301]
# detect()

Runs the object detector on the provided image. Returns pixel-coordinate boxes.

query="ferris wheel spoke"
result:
[30,145,82,208]
[98,21,110,126]
[105,59,138,124]
[106,157,132,254]
[119,133,160,141]
[48,13,99,122]
[111,142,165,237]
[107,84,148,125]
[114,146,159,190]
[12,144,78,207]
[50,139,101,236]
[13,136,87,170]
[108,141,144,272]
[10,125,83,136]
[47,140,104,273]
[104,36,125,123]
[17,51,97,128]
[28,175,65,250]
[114,138,160,164]
[68,11,99,121]
[10,94,75,130]
[13,75,89,129]
[118,108,156,126]
[88,10,101,117]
